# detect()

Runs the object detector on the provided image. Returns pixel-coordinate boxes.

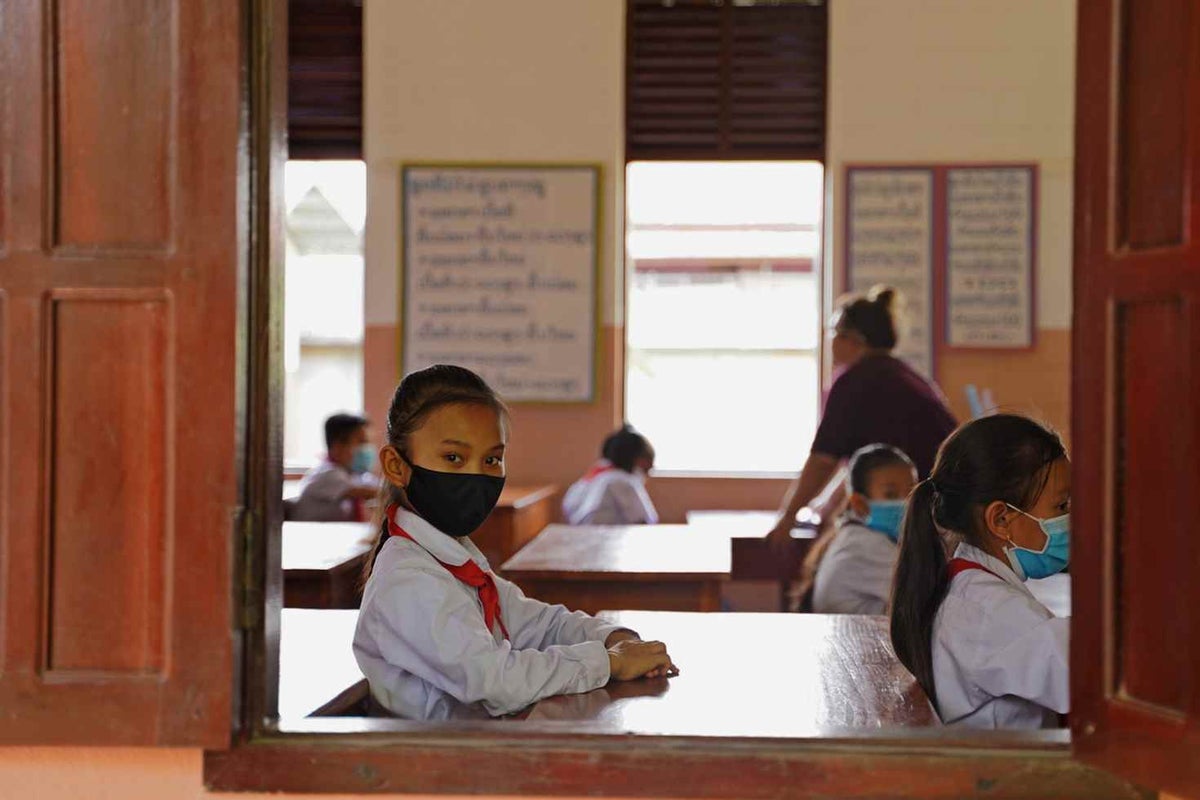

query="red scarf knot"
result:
[386,505,509,640]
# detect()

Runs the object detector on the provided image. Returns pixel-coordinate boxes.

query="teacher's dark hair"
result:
[835,284,899,350]
[889,414,1065,710]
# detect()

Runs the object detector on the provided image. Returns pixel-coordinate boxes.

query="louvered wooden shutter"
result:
[626,0,827,161]
[289,0,363,160]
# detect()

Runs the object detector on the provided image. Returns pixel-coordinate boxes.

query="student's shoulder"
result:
[303,462,350,488]
[943,572,1051,630]
[369,537,450,585]
[832,522,894,556]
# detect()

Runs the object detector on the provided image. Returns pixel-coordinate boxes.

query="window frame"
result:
[205,1,1146,796]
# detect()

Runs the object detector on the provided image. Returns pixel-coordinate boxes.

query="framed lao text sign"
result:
[400,164,601,403]
[845,167,935,378]
[945,165,1036,349]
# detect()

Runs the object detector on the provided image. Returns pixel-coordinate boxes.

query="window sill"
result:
[201,726,1145,798]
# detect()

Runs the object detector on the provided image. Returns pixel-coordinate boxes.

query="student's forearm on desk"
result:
[778,453,839,523]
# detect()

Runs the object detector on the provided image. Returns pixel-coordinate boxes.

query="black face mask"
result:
[403,460,506,538]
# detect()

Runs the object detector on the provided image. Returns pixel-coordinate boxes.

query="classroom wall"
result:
[361,0,638,501]
[362,0,1079,524]
[826,0,1077,439]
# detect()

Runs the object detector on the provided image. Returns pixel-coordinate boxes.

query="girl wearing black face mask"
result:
[353,364,678,721]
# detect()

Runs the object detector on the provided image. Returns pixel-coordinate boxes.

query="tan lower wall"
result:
[937,329,1072,448]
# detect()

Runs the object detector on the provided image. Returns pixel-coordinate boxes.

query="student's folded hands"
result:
[607,638,679,681]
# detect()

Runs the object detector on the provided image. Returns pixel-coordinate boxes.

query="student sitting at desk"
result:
[812,444,917,615]
[890,414,1070,729]
[354,365,677,720]
[293,413,382,522]
[562,425,658,525]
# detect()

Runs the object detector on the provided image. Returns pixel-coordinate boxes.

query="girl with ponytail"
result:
[890,414,1071,729]
[353,365,677,720]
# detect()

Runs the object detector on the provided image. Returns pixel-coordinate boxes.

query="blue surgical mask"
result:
[863,499,906,543]
[1004,504,1070,580]
[350,444,375,474]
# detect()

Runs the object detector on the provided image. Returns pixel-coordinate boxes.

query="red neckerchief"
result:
[582,461,617,481]
[386,505,509,640]
[947,557,1003,581]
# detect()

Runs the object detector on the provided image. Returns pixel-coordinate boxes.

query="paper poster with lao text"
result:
[846,168,935,378]
[401,165,600,403]
[945,166,1036,349]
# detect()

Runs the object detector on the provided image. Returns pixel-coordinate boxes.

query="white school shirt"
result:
[561,462,659,525]
[931,542,1070,729]
[293,460,381,522]
[812,520,897,615]
[353,508,628,720]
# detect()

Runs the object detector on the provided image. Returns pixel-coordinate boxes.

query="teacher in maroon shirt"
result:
[767,285,958,548]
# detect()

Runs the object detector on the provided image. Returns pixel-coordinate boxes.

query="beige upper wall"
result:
[363,0,626,328]
[826,0,1077,329]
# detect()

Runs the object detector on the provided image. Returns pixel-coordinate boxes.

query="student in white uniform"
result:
[293,413,383,522]
[562,426,658,525]
[354,365,678,720]
[890,414,1070,729]
[812,444,917,615]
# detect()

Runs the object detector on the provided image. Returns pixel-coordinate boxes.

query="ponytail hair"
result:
[889,414,1066,711]
[601,424,653,473]
[360,365,508,586]
[889,479,948,706]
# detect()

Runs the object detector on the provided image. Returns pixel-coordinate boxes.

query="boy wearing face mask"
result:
[812,444,917,615]
[293,412,383,522]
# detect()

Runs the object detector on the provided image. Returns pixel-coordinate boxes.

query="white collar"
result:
[391,507,491,570]
[954,541,1031,594]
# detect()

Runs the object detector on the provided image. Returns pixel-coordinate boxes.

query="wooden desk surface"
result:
[527,611,937,735]
[282,521,375,573]
[279,608,365,720]
[500,525,731,581]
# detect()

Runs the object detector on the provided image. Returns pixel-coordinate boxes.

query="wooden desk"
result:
[686,510,817,611]
[527,611,937,735]
[283,522,374,609]
[685,509,816,579]
[279,608,366,720]
[500,525,730,613]
[470,484,557,567]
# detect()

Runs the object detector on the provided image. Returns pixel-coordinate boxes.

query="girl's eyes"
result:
[485,455,503,466]
[443,453,462,464]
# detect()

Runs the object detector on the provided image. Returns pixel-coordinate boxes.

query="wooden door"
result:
[0,0,244,745]
[1072,0,1200,794]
